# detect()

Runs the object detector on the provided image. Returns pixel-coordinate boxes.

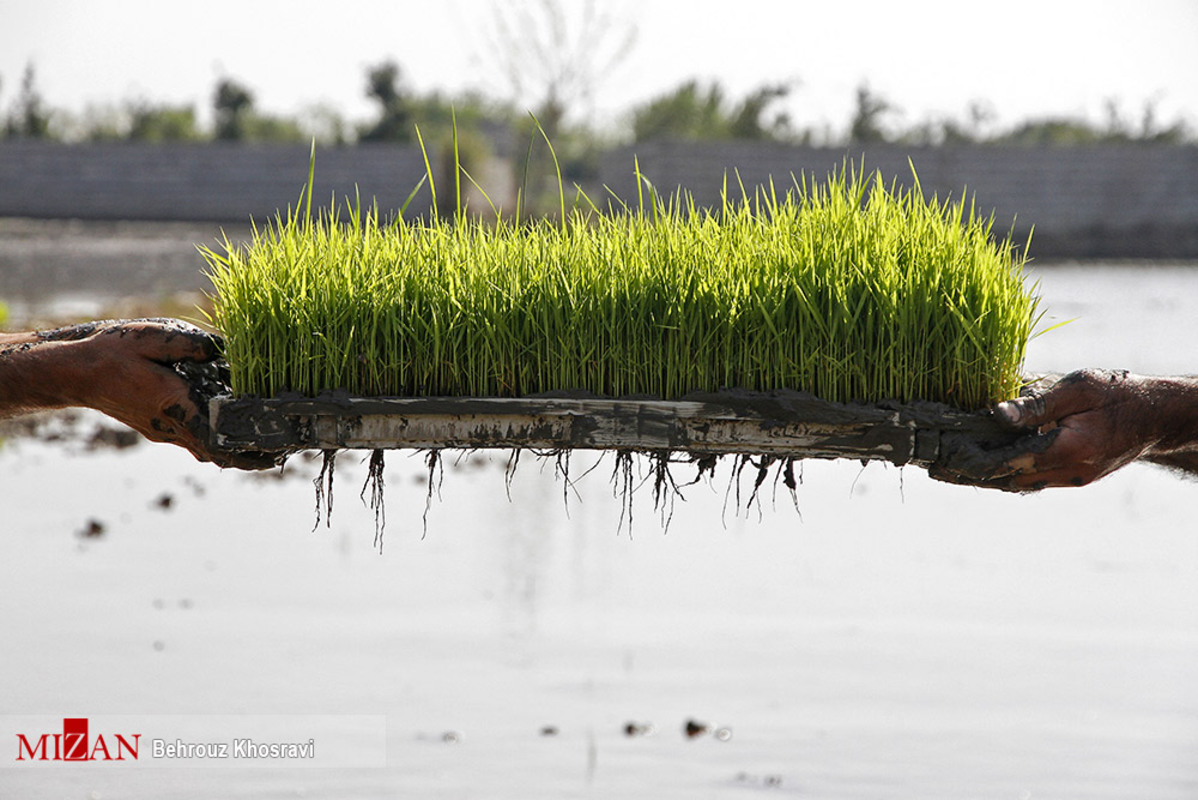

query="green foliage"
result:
[359,60,413,143]
[210,77,306,143]
[6,55,1191,148]
[127,102,201,142]
[203,162,1041,410]
[239,113,305,143]
[3,63,53,139]
[849,83,896,144]
[51,100,202,142]
[213,78,254,141]
[631,80,792,143]
[359,76,507,213]
[995,108,1190,146]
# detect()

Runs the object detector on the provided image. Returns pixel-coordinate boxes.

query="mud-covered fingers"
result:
[995,369,1129,431]
[1007,466,1104,490]
[993,393,1047,429]
[928,426,1061,487]
[994,424,1133,489]
[114,383,278,469]
[94,320,222,364]
[206,447,284,470]
[925,462,1029,492]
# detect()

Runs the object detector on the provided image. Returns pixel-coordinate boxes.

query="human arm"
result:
[930,369,1198,491]
[0,319,278,470]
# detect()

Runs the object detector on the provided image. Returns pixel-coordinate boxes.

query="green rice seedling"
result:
[201,161,1042,411]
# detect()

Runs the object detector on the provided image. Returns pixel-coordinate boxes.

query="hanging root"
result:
[610,449,636,537]
[308,446,802,545]
[359,449,387,551]
[718,454,803,523]
[682,453,720,488]
[721,454,751,523]
[504,448,521,501]
[746,455,776,512]
[422,449,443,539]
[779,457,802,518]
[312,449,337,530]
[648,450,686,533]
[553,450,578,516]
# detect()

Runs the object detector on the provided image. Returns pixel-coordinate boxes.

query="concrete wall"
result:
[599,142,1198,258]
[2,141,1197,257]
[0,142,435,222]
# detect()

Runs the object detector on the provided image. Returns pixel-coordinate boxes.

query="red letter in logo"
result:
[62,718,89,762]
[14,734,51,761]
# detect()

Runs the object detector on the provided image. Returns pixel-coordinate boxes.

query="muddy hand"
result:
[46,319,280,470]
[930,369,1172,491]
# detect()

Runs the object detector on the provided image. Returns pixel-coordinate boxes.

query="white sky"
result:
[2,0,1197,138]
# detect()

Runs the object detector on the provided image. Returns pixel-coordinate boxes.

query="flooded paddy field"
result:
[1,221,1196,798]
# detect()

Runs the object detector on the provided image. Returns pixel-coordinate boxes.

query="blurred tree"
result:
[70,104,127,141]
[999,118,1104,146]
[1133,97,1189,143]
[212,77,304,142]
[128,101,201,142]
[241,113,304,143]
[3,63,53,139]
[360,60,413,143]
[409,92,509,219]
[848,83,895,144]
[481,0,637,139]
[631,80,793,142]
[944,100,996,144]
[214,77,254,140]
[1102,97,1134,142]
[901,100,996,146]
[632,81,726,142]
[996,110,1190,146]
[299,102,351,146]
[728,84,793,140]
[896,97,1191,147]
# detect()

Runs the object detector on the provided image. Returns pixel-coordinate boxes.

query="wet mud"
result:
[0,408,142,451]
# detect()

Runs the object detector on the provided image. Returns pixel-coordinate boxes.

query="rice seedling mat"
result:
[208,389,1019,470]
[202,157,1045,480]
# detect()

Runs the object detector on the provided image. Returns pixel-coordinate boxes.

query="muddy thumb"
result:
[995,375,1101,430]
[993,394,1049,429]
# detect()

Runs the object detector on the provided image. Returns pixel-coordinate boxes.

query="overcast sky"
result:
[2,0,1196,137]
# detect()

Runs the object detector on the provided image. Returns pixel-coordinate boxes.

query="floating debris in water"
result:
[624,721,655,738]
[684,718,732,740]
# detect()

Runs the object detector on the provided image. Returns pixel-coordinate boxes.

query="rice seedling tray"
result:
[208,389,1018,469]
